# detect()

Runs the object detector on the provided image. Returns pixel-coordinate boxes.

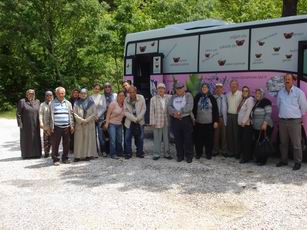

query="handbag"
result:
[254,130,274,160]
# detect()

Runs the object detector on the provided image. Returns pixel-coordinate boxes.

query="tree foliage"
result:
[0,0,306,110]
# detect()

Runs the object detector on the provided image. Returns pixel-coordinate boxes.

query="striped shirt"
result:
[53,98,70,128]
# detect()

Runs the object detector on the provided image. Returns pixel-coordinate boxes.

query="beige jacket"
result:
[39,101,52,130]
[124,94,146,128]
[150,94,171,128]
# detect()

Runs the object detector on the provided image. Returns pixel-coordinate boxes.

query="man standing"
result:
[47,87,74,166]
[124,86,146,159]
[168,82,194,163]
[213,83,228,157]
[39,91,53,158]
[226,80,242,158]
[150,83,172,160]
[122,80,131,96]
[276,73,307,170]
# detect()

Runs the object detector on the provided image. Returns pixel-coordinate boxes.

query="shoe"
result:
[153,156,160,160]
[186,159,192,163]
[74,158,80,162]
[44,153,50,158]
[111,156,119,160]
[206,155,212,160]
[293,163,301,171]
[53,162,60,166]
[62,159,70,164]
[212,152,219,156]
[177,158,183,162]
[164,156,173,160]
[239,159,248,164]
[136,155,144,158]
[222,153,228,158]
[195,155,201,160]
[276,162,288,167]
[102,152,108,158]
[235,155,240,159]
[85,157,90,161]
[256,162,265,166]
[124,155,131,159]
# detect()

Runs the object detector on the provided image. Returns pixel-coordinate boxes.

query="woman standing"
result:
[16,89,42,159]
[73,89,97,161]
[104,91,126,159]
[69,88,79,153]
[193,83,219,160]
[251,89,273,166]
[237,86,255,163]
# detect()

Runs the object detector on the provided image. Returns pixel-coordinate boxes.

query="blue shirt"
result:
[53,98,70,127]
[277,86,307,119]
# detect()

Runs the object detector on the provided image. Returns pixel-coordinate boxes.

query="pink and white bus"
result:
[124,15,307,148]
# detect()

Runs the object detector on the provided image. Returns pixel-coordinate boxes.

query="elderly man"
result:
[168,82,194,163]
[276,74,307,170]
[124,86,146,159]
[226,80,242,158]
[150,83,172,160]
[39,91,54,158]
[213,83,228,157]
[47,87,74,166]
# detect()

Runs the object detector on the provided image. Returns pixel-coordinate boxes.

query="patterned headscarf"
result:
[199,83,210,110]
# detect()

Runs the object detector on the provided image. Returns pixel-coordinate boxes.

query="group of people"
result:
[17,73,307,170]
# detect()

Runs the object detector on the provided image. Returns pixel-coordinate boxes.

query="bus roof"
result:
[125,15,307,44]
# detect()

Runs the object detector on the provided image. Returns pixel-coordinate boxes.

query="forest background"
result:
[0,0,306,111]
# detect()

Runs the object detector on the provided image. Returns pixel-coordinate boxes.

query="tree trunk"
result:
[282,0,298,17]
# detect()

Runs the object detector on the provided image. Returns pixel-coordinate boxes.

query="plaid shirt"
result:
[150,94,171,128]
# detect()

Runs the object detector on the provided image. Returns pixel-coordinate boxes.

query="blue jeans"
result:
[95,118,105,149]
[124,125,144,157]
[108,123,123,157]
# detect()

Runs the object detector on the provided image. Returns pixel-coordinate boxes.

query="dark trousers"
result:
[226,114,239,157]
[253,126,273,164]
[43,130,52,154]
[171,116,194,161]
[51,126,70,162]
[238,125,253,161]
[279,118,302,163]
[194,122,214,158]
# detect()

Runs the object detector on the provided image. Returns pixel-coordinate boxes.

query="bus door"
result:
[298,41,307,161]
[134,53,163,124]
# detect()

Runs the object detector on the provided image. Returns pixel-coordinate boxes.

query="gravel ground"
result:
[0,118,306,230]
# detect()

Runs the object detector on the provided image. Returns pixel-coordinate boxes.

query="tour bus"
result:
[123,15,307,152]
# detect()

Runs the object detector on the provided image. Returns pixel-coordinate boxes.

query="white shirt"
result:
[277,86,307,119]
[173,95,186,111]
[159,96,166,110]
[227,90,242,114]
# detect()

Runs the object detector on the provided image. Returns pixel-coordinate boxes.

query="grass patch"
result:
[0,108,16,119]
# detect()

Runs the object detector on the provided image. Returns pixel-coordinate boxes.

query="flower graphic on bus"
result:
[255,53,262,59]
[285,54,292,59]
[257,40,265,46]
[273,47,280,52]
[218,59,226,66]
[235,39,245,46]
[284,32,294,39]
[139,46,146,52]
[173,57,181,63]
